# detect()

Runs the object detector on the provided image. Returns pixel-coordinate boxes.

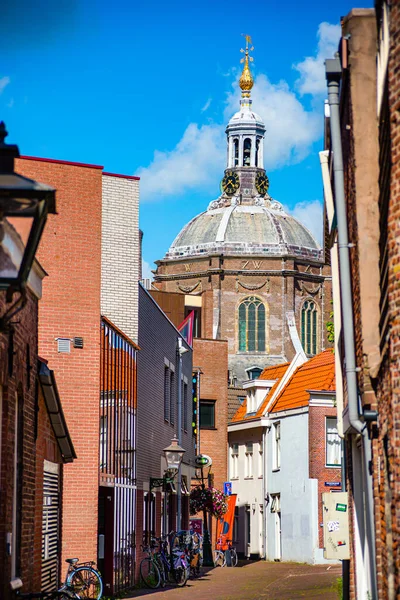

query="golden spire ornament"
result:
[239,34,254,98]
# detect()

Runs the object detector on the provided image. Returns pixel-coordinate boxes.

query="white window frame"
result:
[272,422,281,471]
[245,442,253,478]
[230,443,239,479]
[258,443,263,478]
[326,417,341,467]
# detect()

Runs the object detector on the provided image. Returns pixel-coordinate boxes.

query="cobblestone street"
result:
[129,561,342,600]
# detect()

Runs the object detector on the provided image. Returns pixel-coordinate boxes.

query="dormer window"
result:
[246,366,263,380]
[244,377,276,415]
[243,138,252,166]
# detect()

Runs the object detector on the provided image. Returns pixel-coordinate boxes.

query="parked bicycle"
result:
[12,558,103,600]
[214,537,238,567]
[139,534,188,589]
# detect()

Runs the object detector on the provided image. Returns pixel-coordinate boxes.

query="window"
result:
[230,443,239,479]
[100,416,107,470]
[326,417,341,466]
[259,444,263,478]
[200,400,215,429]
[233,138,239,167]
[164,366,170,422]
[273,422,281,470]
[243,138,251,166]
[270,493,280,513]
[238,296,266,352]
[301,300,318,356]
[245,442,253,478]
[246,366,263,380]
[185,306,201,338]
[170,370,175,425]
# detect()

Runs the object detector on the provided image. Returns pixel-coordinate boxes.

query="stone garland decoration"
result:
[236,277,270,293]
[176,280,202,294]
[298,280,322,298]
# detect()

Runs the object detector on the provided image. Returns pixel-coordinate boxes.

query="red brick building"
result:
[0,220,75,598]
[323,5,400,597]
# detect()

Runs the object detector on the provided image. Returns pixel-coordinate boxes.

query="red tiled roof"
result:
[230,350,335,423]
[231,363,289,423]
[270,349,335,413]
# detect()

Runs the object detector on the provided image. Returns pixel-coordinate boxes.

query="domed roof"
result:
[165,200,322,261]
[227,108,264,128]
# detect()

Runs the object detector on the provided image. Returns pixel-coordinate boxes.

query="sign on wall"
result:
[189,518,203,535]
[223,482,232,496]
[322,492,350,560]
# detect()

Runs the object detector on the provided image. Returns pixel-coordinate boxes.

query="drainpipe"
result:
[326,57,377,600]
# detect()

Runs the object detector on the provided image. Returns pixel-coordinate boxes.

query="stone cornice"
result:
[154,269,329,282]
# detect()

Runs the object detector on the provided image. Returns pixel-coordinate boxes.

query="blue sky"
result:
[1,0,372,277]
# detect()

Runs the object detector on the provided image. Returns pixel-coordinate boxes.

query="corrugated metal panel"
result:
[41,468,60,592]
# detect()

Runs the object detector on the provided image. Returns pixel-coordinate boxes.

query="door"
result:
[98,487,115,595]
[245,505,251,557]
[41,461,60,591]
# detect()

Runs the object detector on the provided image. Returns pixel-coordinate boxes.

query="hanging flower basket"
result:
[190,486,228,519]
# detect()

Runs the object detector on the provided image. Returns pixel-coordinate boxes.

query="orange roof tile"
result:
[231,362,289,423]
[270,349,335,413]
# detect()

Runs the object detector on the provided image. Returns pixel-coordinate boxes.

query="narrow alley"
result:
[130,562,342,600]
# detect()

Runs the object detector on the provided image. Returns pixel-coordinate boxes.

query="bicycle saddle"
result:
[66,558,79,564]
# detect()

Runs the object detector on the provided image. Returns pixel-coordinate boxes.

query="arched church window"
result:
[301,300,318,356]
[243,138,251,167]
[238,296,266,352]
[234,139,239,166]
[255,138,260,167]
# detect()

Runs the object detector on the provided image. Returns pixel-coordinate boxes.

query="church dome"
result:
[165,201,321,261]
[227,108,264,129]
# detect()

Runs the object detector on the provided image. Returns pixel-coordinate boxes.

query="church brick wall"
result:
[101,173,140,343]
[16,157,103,569]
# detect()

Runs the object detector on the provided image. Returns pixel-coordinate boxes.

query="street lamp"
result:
[150,436,186,491]
[0,122,56,330]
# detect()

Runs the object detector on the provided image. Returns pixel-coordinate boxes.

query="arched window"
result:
[301,300,318,356]
[233,139,239,166]
[238,296,266,352]
[243,138,251,166]
[255,138,260,166]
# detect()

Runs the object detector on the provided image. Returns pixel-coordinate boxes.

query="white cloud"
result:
[137,22,337,202]
[0,76,10,94]
[141,259,154,280]
[288,199,323,245]
[137,122,225,200]
[294,22,341,96]
[201,98,212,112]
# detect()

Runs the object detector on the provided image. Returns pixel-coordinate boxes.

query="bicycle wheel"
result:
[68,567,103,600]
[214,550,226,567]
[173,566,188,587]
[140,557,161,589]
[230,548,238,567]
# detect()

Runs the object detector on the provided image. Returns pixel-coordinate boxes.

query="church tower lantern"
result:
[223,36,269,201]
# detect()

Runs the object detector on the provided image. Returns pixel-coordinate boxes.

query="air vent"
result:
[57,338,71,353]
[73,337,84,349]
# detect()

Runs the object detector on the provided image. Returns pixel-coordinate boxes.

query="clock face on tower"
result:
[221,170,240,196]
[255,172,270,196]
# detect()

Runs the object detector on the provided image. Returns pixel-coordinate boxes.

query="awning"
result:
[38,360,77,463]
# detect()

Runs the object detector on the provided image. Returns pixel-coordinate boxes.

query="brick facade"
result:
[193,338,228,494]
[101,173,140,343]
[16,157,103,569]
[155,255,332,383]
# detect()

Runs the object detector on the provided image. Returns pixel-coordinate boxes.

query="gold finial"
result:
[239,34,254,97]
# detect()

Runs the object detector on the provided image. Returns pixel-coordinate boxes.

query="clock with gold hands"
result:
[221,170,240,196]
[255,172,270,196]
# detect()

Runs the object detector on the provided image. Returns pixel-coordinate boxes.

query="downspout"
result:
[177,338,183,532]
[326,58,377,600]
[262,426,268,560]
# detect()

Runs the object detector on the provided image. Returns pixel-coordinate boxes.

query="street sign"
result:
[324,481,341,487]
[223,481,232,496]
[189,518,203,535]
[195,454,212,468]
